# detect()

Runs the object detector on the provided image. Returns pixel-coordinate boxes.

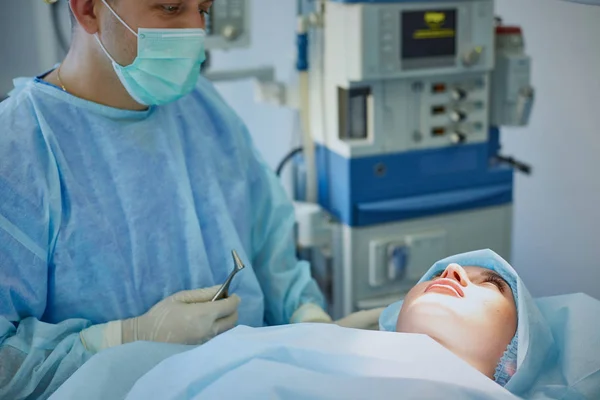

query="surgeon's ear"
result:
[69,0,101,35]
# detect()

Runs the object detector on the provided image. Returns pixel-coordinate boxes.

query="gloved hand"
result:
[80,286,240,353]
[334,307,386,331]
[290,303,333,324]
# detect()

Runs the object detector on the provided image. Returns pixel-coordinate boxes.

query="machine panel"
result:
[325,1,495,82]
[318,0,496,158]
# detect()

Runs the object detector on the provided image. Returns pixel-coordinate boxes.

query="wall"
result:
[0,1,68,98]
[0,1,41,96]
[495,0,600,298]
[210,0,299,170]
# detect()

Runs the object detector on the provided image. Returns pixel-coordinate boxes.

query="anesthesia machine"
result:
[290,0,535,319]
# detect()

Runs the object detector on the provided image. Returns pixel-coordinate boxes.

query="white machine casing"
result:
[490,27,534,126]
[311,0,497,159]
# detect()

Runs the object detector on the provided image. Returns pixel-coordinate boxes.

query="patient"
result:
[379,249,546,393]
[396,263,518,385]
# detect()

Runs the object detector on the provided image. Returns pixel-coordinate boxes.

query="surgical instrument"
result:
[212,250,245,301]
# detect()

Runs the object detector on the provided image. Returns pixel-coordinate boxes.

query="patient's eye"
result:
[482,274,507,293]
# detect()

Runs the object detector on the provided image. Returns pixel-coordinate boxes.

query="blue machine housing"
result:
[310,128,513,227]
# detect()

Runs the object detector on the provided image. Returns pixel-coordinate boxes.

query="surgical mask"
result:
[95,0,206,106]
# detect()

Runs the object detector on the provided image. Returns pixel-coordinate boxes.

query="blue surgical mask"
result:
[95,0,206,106]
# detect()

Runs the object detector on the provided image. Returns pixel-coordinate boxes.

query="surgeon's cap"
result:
[379,249,519,386]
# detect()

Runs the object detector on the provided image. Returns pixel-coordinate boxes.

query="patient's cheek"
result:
[494,300,517,340]
[394,284,426,332]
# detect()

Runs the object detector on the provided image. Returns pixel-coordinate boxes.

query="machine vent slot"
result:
[338,87,372,140]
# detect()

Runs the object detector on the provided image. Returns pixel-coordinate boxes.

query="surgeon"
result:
[0,0,378,398]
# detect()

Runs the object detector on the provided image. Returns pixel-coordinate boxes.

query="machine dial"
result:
[450,110,467,123]
[462,46,483,67]
[450,131,467,145]
[452,88,468,101]
[221,25,240,41]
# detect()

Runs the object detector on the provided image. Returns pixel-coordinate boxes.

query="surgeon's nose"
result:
[441,263,469,287]
[187,14,206,30]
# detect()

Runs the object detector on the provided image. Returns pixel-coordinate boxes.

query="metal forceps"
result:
[211,250,245,301]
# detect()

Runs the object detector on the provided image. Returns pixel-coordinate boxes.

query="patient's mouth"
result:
[424,279,464,298]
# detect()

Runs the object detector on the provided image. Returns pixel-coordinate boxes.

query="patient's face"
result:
[396,263,517,378]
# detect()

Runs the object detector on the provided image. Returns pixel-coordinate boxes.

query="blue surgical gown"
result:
[0,75,325,399]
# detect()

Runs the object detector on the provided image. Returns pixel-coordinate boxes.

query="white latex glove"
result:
[334,307,386,331]
[80,286,240,353]
[290,303,333,324]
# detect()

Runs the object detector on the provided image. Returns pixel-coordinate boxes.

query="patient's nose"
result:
[441,263,469,287]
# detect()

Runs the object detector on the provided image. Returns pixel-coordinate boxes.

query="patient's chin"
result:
[395,300,467,344]
[403,296,462,320]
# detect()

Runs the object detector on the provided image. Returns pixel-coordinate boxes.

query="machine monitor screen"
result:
[401,9,457,60]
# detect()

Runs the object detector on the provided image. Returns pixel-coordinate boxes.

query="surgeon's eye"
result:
[161,5,181,14]
[199,7,210,16]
